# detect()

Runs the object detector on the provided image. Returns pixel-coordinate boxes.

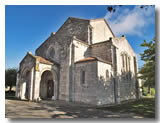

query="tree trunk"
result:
[9,85,12,93]
[147,86,151,94]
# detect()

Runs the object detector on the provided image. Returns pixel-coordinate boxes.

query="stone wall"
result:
[96,61,114,105]
[55,17,89,44]
[35,36,62,64]
[74,61,114,105]
[74,61,98,104]
[73,38,90,62]
[90,41,112,63]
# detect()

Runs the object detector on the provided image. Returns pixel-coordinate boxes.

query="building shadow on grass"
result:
[97,97,155,118]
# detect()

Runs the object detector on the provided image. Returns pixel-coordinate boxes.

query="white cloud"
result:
[104,6,155,37]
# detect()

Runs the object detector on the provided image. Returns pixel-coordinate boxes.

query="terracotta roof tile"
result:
[36,56,53,65]
[75,57,112,65]
[75,57,97,63]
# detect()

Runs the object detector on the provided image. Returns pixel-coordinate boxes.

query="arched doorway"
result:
[40,70,54,100]
[25,71,30,99]
[21,70,31,100]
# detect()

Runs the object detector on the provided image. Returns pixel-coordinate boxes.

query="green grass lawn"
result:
[98,97,155,118]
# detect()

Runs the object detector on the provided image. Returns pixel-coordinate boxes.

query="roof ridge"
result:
[69,16,90,21]
[90,18,105,21]
[69,17,105,22]
[75,56,112,65]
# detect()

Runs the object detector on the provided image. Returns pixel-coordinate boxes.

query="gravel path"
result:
[5,99,140,118]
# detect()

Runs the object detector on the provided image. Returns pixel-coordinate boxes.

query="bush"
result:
[142,87,155,97]
[150,88,155,96]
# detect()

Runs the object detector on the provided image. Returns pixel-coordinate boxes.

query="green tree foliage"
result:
[138,38,155,93]
[5,68,17,92]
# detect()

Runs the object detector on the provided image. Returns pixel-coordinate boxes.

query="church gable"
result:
[55,17,90,44]
[35,17,91,64]
[20,52,53,74]
[90,19,115,44]
[19,52,36,75]
[112,36,136,56]
[20,52,35,66]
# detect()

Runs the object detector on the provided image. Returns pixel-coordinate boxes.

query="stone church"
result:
[16,17,139,105]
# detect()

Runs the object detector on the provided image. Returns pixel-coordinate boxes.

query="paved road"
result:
[5,99,142,118]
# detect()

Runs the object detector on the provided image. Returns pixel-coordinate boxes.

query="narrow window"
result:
[128,57,131,72]
[80,70,85,84]
[128,57,131,80]
[106,70,109,81]
[88,26,92,45]
[122,54,125,69]
[121,54,125,80]
[125,54,128,72]
[133,57,137,75]
[110,72,113,80]
[89,27,92,43]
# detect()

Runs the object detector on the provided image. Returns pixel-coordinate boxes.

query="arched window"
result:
[121,54,125,69]
[121,52,131,81]
[106,70,109,81]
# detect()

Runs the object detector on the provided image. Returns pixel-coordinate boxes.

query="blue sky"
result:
[5,5,155,69]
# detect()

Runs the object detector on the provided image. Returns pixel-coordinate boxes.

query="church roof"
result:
[35,56,53,65]
[75,57,112,65]
[69,17,115,37]
[75,57,97,63]
[20,52,53,65]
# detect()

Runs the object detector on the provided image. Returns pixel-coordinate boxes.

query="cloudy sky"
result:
[105,6,155,37]
[5,5,155,69]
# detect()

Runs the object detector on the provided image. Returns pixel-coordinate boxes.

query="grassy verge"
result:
[97,97,155,118]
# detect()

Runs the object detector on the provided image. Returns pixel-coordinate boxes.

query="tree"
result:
[107,5,153,13]
[5,68,17,93]
[138,38,155,94]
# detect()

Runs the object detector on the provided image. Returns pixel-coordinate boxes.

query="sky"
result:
[5,5,155,69]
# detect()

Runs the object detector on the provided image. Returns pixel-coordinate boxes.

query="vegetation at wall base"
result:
[97,97,155,118]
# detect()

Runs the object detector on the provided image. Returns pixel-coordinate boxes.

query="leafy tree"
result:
[5,68,17,93]
[107,5,153,13]
[138,38,155,94]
